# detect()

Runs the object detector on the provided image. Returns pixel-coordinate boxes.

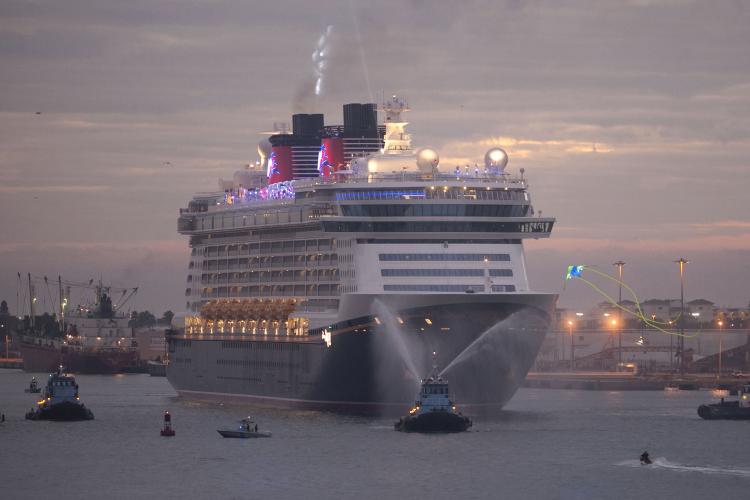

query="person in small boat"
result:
[640,451,651,465]
[254,423,258,433]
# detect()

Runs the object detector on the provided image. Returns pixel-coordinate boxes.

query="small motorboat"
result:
[218,417,271,438]
[25,366,94,421]
[24,377,41,393]
[698,383,750,420]
[394,353,471,433]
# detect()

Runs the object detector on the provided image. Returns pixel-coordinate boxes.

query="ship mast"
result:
[380,95,411,154]
[27,272,35,329]
[58,276,67,335]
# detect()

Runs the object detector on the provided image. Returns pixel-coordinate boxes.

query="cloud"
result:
[2,0,750,312]
[529,232,750,253]
[0,185,112,193]
[691,220,750,230]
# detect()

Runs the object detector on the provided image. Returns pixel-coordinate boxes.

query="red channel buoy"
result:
[160,411,175,436]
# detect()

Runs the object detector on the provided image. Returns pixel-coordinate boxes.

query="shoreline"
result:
[525,371,747,391]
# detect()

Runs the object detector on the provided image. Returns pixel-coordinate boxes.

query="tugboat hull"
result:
[698,402,750,420]
[25,402,94,421]
[395,412,472,433]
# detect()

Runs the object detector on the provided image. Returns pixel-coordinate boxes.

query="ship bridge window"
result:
[335,190,426,201]
[340,204,528,217]
[323,221,552,234]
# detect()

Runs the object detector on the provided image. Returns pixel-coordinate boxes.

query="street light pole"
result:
[568,320,574,371]
[674,258,688,373]
[717,320,724,380]
[613,261,625,368]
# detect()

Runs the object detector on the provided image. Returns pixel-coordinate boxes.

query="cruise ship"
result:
[168,97,557,413]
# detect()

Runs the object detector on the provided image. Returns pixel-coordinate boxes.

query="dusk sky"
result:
[1,0,749,316]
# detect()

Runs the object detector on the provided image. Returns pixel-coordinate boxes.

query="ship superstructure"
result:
[169,97,557,412]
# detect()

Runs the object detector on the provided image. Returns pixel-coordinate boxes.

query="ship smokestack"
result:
[343,103,378,138]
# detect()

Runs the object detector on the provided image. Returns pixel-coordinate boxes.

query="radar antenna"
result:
[379,95,411,154]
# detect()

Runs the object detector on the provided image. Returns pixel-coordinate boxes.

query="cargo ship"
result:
[168,96,557,413]
[20,277,138,374]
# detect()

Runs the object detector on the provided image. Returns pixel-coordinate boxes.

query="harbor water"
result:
[1,369,748,499]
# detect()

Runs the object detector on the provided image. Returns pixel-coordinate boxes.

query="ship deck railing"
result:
[295,171,526,188]
[185,171,528,213]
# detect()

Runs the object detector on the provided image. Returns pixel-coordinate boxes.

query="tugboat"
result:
[698,383,750,420]
[25,366,94,421]
[217,417,272,438]
[24,377,41,393]
[394,354,472,433]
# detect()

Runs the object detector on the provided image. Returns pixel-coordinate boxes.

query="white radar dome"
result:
[416,148,439,171]
[366,154,419,174]
[484,147,509,173]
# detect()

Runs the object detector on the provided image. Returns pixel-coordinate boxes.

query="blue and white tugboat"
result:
[25,366,94,421]
[698,383,750,420]
[395,354,472,433]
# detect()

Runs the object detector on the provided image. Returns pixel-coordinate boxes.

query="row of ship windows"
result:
[426,188,528,201]
[200,284,339,298]
[335,188,528,202]
[198,269,340,284]
[192,209,312,232]
[383,284,485,292]
[217,359,300,369]
[382,284,517,292]
[381,268,514,277]
[217,375,263,383]
[193,254,338,270]
[322,221,553,233]
[340,204,529,218]
[379,253,510,262]
[221,341,301,351]
[198,239,334,258]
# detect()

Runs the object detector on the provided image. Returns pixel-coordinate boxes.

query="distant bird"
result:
[35,111,41,115]
[163,161,172,167]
